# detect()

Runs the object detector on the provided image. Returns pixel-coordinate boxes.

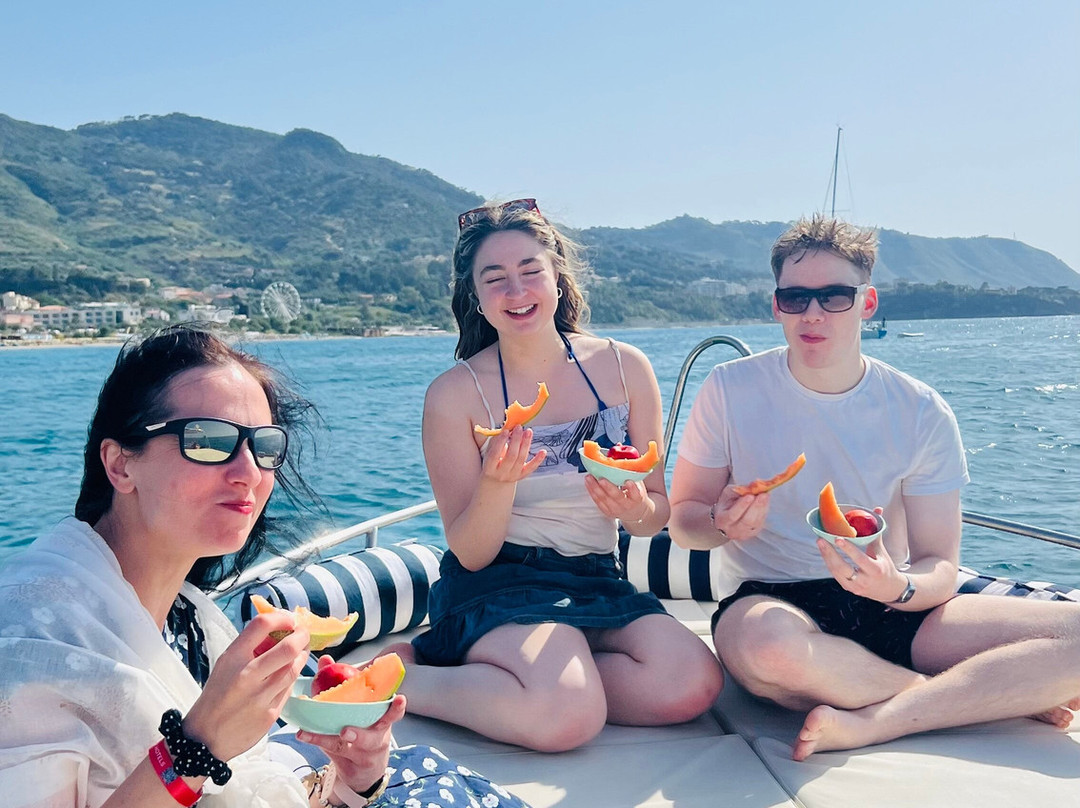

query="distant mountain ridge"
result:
[580,215,1080,289]
[1,112,1078,327]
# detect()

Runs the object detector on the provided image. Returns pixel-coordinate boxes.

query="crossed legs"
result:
[715,594,1080,760]
[394,614,722,752]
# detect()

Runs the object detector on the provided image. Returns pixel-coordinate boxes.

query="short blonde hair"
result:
[770,215,878,283]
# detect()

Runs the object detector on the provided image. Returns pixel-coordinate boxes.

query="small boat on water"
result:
[216,335,1080,808]
[861,321,887,339]
[900,331,925,338]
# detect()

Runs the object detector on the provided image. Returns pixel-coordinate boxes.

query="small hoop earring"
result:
[556,288,564,299]
[476,303,484,315]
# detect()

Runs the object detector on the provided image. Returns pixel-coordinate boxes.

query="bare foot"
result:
[1030,706,1074,728]
[380,640,417,665]
[1030,697,1080,728]
[792,705,877,761]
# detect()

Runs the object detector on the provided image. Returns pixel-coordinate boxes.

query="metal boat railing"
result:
[214,334,1080,600]
[213,499,438,600]
[662,335,752,462]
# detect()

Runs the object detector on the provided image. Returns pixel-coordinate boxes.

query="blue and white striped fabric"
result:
[956,566,1080,601]
[618,530,1080,604]
[618,528,721,601]
[239,542,443,653]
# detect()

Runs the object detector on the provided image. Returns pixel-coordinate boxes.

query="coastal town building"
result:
[1,291,39,311]
[30,302,143,329]
[176,304,239,324]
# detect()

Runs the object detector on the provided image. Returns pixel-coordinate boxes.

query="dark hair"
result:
[450,203,589,360]
[770,214,878,283]
[75,324,319,591]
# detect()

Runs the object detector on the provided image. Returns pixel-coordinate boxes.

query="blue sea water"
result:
[1,316,1078,588]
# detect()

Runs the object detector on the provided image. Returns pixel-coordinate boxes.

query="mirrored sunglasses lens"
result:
[253,428,287,469]
[181,420,239,463]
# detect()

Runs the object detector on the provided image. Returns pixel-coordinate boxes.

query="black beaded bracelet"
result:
[159,709,233,786]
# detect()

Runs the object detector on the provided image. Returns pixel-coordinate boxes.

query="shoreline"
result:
[3,311,1078,350]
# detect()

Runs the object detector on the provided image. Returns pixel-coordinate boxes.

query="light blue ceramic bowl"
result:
[280,677,392,735]
[806,505,886,548]
[578,446,652,487]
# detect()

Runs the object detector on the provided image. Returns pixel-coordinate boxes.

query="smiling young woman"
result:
[395,200,723,752]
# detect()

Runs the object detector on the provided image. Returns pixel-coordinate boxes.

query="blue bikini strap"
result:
[498,333,607,411]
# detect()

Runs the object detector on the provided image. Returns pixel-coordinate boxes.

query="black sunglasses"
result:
[131,418,288,470]
[458,198,543,231]
[774,284,868,314]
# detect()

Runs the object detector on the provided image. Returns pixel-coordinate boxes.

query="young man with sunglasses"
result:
[669,215,1080,760]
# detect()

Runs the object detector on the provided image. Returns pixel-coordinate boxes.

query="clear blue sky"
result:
[3,1,1078,273]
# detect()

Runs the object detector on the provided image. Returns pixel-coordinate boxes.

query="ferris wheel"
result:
[260,281,302,322]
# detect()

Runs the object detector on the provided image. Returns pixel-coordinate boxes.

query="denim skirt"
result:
[411,542,668,666]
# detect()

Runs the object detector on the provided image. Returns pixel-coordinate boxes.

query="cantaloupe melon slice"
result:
[733,453,806,496]
[474,382,550,436]
[581,440,660,473]
[818,482,857,539]
[312,653,406,703]
[249,594,358,651]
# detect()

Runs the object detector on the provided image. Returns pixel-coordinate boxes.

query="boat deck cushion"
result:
[712,677,1080,808]
[337,630,798,808]
[620,529,1080,603]
[238,541,443,652]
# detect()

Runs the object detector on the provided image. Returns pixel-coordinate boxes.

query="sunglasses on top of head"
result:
[457,198,543,231]
[774,283,869,315]
[128,417,288,470]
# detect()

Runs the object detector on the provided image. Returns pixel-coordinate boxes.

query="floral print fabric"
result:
[379,745,530,808]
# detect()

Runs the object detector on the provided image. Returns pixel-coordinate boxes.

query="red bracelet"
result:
[149,739,203,807]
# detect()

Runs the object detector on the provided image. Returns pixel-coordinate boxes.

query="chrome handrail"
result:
[212,499,438,600]
[962,511,1080,551]
[663,335,752,464]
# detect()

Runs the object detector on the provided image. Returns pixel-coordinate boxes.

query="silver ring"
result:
[847,569,859,581]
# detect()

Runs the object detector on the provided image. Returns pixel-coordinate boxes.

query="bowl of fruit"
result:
[280,654,405,735]
[578,440,661,486]
[806,482,886,548]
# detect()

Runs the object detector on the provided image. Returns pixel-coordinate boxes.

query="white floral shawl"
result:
[0,518,307,808]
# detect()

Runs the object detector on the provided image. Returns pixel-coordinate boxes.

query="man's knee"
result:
[714,599,818,690]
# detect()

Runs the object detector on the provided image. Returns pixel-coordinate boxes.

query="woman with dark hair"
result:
[398,200,723,751]
[0,325,533,808]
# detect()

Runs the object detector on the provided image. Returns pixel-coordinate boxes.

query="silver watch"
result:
[890,575,916,604]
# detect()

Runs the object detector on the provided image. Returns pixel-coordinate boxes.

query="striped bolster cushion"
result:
[619,530,1080,603]
[956,565,1080,601]
[239,542,444,653]
[618,528,721,601]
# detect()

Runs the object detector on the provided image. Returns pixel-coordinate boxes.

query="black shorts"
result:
[712,578,933,669]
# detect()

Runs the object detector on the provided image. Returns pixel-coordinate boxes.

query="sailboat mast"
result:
[830,126,842,218]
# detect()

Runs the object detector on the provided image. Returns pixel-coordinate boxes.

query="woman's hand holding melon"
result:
[584,474,652,524]
[296,655,407,797]
[481,426,547,484]
[183,610,311,762]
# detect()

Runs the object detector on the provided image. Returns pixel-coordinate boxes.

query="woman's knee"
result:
[654,642,724,722]
[519,686,607,752]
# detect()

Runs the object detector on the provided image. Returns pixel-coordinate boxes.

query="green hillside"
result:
[2,112,1079,329]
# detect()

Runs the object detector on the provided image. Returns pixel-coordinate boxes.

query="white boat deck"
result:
[342,599,1080,808]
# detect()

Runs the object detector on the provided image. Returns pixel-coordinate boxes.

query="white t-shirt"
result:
[678,347,969,600]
